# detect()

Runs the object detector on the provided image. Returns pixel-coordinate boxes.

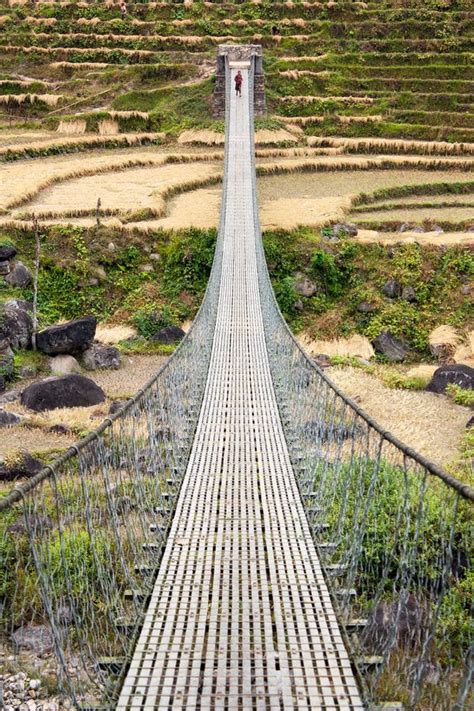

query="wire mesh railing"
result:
[0,56,232,710]
[248,59,474,711]
[0,49,472,711]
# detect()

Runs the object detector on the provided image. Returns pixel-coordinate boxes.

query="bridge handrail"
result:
[247,61,473,504]
[0,54,233,515]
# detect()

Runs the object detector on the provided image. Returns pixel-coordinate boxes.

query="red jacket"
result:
[235,73,243,87]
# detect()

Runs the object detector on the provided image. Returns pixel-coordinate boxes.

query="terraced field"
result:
[0,0,472,239]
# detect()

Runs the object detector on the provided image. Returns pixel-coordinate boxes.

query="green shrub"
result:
[446,384,474,407]
[132,305,175,339]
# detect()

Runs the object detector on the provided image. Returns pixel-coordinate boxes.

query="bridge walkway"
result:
[117,63,364,711]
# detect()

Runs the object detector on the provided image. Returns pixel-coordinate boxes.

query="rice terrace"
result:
[0,1,473,710]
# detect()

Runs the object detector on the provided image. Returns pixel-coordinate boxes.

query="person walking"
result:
[120,1,127,20]
[234,70,243,97]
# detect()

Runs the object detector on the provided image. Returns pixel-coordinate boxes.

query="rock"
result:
[5,261,32,288]
[426,364,474,394]
[460,284,472,296]
[332,222,358,238]
[88,277,99,287]
[356,301,376,313]
[49,423,71,435]
[0,409,21,427]
[428,324,459,364]
[29,680,40,691]
[466,415,474,429]
[313,354,331,368]
[151,326,186,345]
[82,344,121,370]
[36,316,96,356]
[0,453,43,482]
[412,226,425,233]
[294,273,317,297]
[12,624,54,656]
[21,374,106,412]
[0,338,14,380]
[149,253,161,261]
[399,223,413,233]
[0,259,10,276]
[0,387,21,404]
[401,285,417,302]
[20,365,37,379]
[366,594,427,648]
[93,265,107,282]
[49,355,82,376]
[109,399,129,415]
[372,331,408,362]
[107,241,116,252]
[0,300,33,350]
[382,278,402,299]
[140,264,154,273]
[0,244,17,261]
[431,224,444,233]
[293,299,304,312]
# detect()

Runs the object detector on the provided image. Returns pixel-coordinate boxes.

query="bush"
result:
[446,383,474,407]
[132,306,175,339]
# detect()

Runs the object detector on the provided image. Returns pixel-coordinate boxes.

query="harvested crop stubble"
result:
[0,94,63,107]
[279,95,375,104]
[0,132,165,161]
[355,229,474,245]
[124,167,474,233]
[20,162,221,219]
[328,367,468,467]
[177,128,301,146]
[306,136,474,156]
[353,206,474,223]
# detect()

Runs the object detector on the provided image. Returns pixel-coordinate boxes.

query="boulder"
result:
[48,422,71,435]
[0,453,42,482]
[382,278,402,299]
[49,355,82,376]
[372,331,408,362]
[0,338,14,380]
[313,354,331,368]
[151,326,186,345]
[12,624,54,656]
[425,364,474,394]
[401,285,417,302]
[109,399,129,415]
[5,261,32,288]
[0,244,17,261]
[21,374,105,412]
[20,364,37,379]
[0,300,33,350]
[82,344,121,370]
[36,316,96,356]
[49,423,71,435]
[357,301,376,313]
[0,409,21,427]
[294,273,317,298]
[332,223,358,238]
[429,325,459,364]
[0,260,10,276]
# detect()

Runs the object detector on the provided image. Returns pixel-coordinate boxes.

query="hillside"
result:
[0,0,472,476]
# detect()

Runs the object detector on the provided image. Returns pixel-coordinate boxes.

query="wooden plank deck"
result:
[116,64,364,711]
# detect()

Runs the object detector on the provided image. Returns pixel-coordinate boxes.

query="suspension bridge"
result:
[0,47,473,711]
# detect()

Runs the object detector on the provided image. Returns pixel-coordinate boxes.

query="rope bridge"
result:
[1,48,473,711]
